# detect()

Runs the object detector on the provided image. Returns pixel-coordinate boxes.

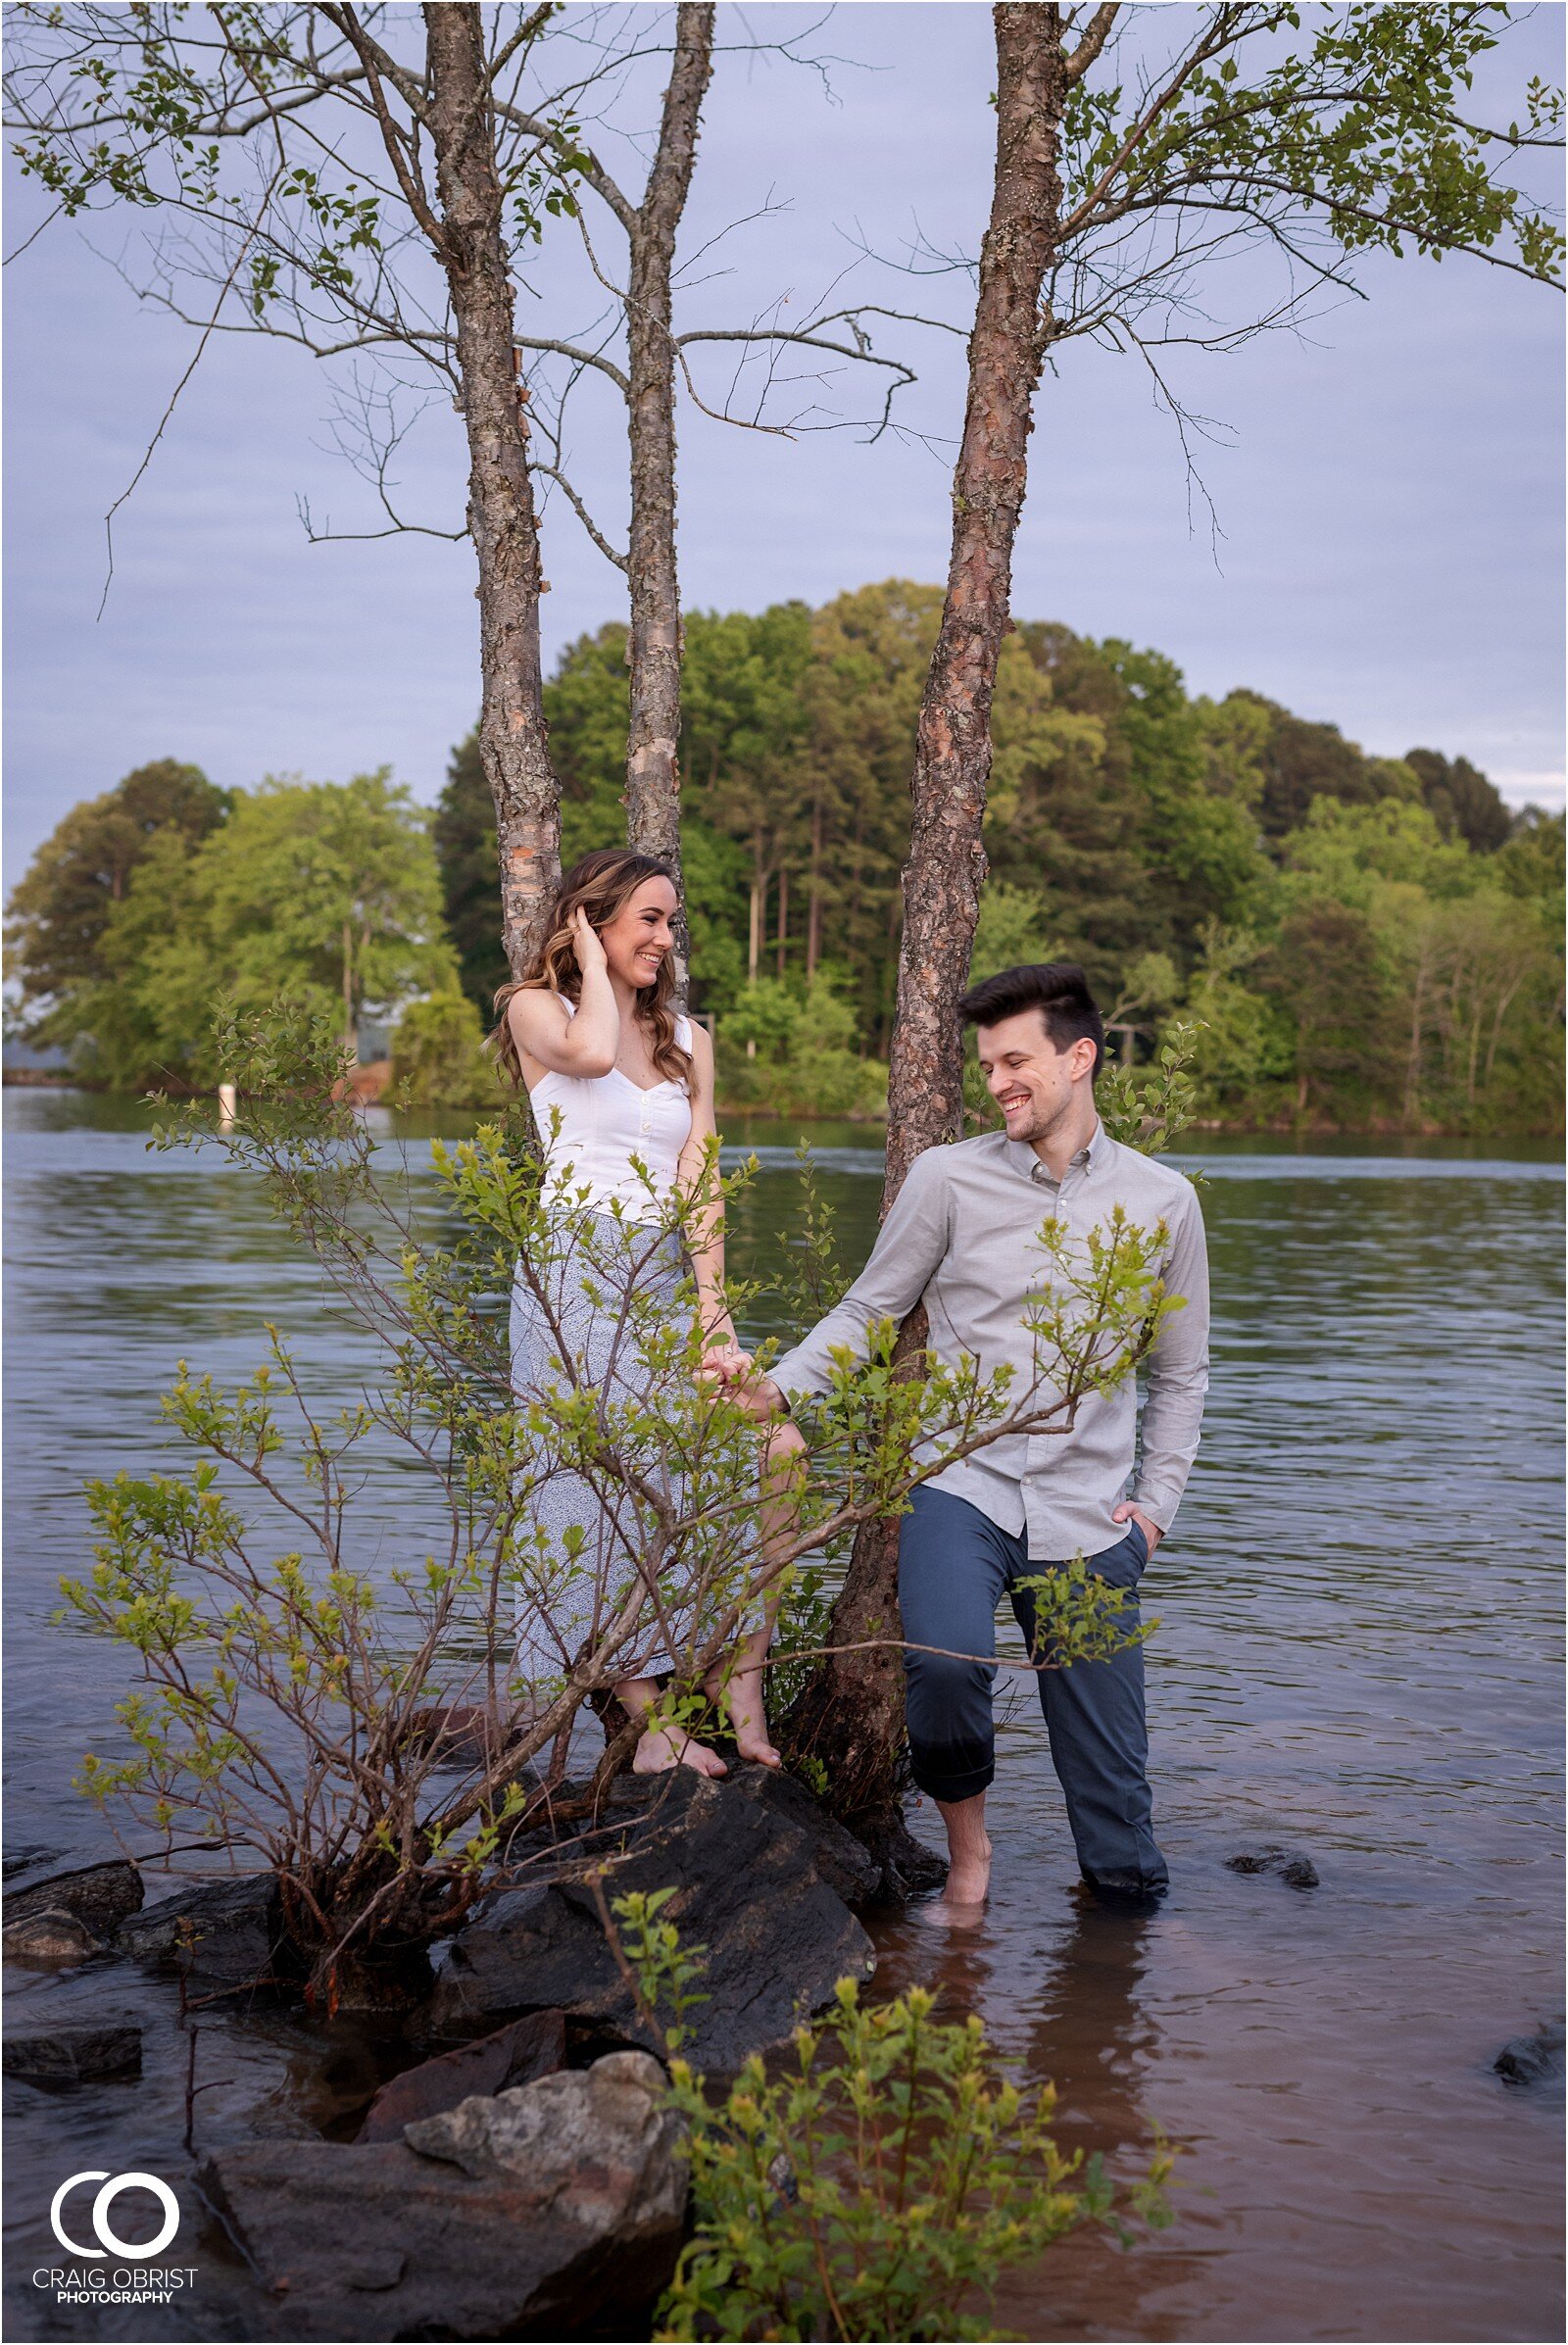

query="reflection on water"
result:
[4,1092,1562,2342]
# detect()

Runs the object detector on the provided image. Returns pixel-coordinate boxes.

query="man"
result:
[754,962,1208,1920]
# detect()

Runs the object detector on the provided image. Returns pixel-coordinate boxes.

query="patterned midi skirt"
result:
[509,1212,700,1685]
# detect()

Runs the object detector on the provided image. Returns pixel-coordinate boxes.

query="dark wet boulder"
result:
[356,2009,566,2142]
[1226,1845,1320,1889]
[3,2023,142,2081]
[703,1764,883,1912]
[118,1872,283,1992]
[3,1857,143,1938]
[1494,2019,1565,2090]
[424,1769,876,2070]
[201,2051,687,2342]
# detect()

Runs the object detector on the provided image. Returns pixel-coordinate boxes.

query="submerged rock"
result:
[1494,2019,1565,2091]
[425,1768,876,2070]
[1,1843,57,1883]
[3,1857,143,1938]
[3,2023,142,2081]
[118,1872,283,1992]
[201,2051,687,2342]
[357,2009,566,2142]
[1226,1844,1320,1889]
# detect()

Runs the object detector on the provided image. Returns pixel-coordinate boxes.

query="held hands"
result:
[1111,1500,1162,1554]
[695,1317,753,1389]
[692,1334,787,1424]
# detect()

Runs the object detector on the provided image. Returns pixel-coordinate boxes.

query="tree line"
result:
[11,605,1561,1138]
[434,578,1561,1133]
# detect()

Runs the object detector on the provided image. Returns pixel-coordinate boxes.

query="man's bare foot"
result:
[916,1894,988,1932]
[915,1832,992,1929]
[733,1731,783,1769]
[631,1725,728,1778]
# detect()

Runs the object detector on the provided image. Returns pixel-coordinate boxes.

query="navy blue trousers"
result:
[898,1485,1167,1889]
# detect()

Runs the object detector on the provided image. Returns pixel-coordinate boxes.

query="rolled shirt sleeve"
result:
[1130,1185,1210,1532]
[769,1147,953,1397]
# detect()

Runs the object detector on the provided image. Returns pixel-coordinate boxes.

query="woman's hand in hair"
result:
[571,905,609,974]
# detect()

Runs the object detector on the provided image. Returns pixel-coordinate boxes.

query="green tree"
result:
[1404,748,1513,855]
[6,759,228,1012]
[1267,897,1397,1122]
[199,772,450,1050]
[433,734,509,1021]
[391,989,504,1109]
[56,773,451,1091]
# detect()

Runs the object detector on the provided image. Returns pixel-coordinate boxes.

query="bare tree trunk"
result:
[786,4,1068,1838]
[1402,943,1430,1129]
[807,797,823,978]
[775,864,789,979]
[623,2,715,985]
[425,5,560,978]
[748,846,764,985]
[342,918,356,1055]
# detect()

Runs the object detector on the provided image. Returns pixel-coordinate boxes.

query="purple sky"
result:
[5,2,1564,879]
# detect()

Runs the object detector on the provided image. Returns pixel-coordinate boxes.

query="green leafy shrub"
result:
[391,987,505,1107]
[599,1893,1173,2345]
[717,972,888,1119]
[658,1979,1170,2342]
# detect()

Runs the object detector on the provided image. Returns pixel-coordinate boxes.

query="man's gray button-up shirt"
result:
[769,1120,1209,1563]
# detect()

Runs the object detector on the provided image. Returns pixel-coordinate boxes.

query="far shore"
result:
[5,1069,1563,1145]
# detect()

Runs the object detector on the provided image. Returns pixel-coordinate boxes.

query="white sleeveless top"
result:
[529,997,694,1222]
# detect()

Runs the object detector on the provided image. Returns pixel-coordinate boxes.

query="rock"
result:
[2,1907,102,1965]
[200,2051,688,2342]
[118,1872,283,1993]
[425,1769,876,2071]
[3,2023,142,2081]
[1225,1845,1285,1875]
[3,1857,143,1937]
[1494,2019,1565,2090]
[1226,1844,1319,1888]
[1,1842,55,1883]
[407,2048,684,2209]
[705,1765,883,1912]
[357,2009,566,2142]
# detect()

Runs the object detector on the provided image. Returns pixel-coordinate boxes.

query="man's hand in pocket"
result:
[1111,1501,1162,1555]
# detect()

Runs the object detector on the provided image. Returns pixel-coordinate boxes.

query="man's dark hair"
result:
[957,961,1104,1079]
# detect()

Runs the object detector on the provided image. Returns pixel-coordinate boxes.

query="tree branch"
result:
[321,5,451,263]
[532,464,628,569]
[1065,2,1120,84]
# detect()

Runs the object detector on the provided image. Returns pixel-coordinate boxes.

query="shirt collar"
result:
[1005,1117,1108,1185]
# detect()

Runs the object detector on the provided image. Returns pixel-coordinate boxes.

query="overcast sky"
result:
[5,0,1564,880]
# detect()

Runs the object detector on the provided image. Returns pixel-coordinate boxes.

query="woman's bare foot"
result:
[707,1637,783,1771]
[631,1724,728,1778]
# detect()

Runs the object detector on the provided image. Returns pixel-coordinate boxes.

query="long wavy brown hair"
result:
[490,849,691,1089]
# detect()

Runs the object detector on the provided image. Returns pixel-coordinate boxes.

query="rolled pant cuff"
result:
[909,1750,995,1804]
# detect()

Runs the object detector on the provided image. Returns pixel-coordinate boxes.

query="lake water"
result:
[4,1090,1563,2342]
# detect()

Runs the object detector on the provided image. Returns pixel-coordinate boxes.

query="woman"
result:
[495,848,793,1777]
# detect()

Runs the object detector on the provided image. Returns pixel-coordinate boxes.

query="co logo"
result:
[50,2172,180,2260]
